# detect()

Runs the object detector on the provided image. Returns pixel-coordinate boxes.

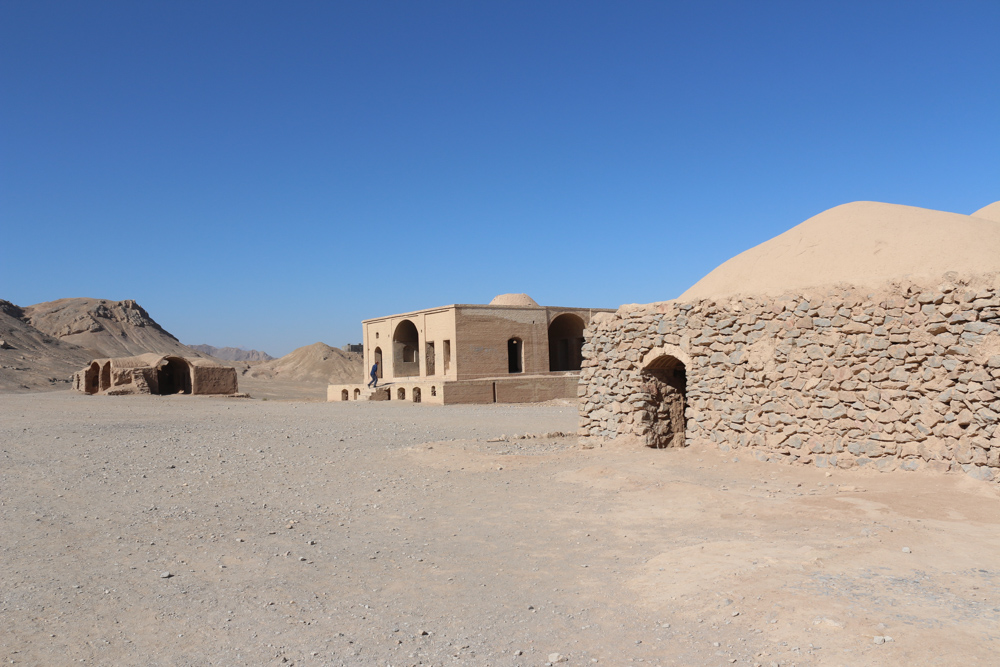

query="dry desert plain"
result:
[2,387,999,667]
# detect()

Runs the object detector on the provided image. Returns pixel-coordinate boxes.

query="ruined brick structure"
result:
[74,353,239,396]
[579,278,1000,482]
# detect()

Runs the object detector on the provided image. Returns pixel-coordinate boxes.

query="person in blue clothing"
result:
[367,361,379,388]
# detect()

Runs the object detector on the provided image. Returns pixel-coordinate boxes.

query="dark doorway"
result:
[640,355,687,448]
[85,362,100,394]
[508,338,523,373]
[373,347,383,378]
[548,314,585,371]
[156,357,192,395]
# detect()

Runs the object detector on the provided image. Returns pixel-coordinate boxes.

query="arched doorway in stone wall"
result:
[640,355,687,448]
[84,362,100,394]
[393,320,419,377]
[508,338,523,373]
[156,357,193,395]
[373,347,383,378]
[100,361,111,391]
[548,313,585,371]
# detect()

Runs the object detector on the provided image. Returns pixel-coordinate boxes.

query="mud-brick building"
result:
[579,200,1000,483]
[74,353,239,396]
[328,293,613,404]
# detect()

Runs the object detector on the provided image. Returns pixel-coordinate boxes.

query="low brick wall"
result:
[579,279,1000,482]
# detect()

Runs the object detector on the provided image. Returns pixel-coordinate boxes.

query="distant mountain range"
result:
[189,344,274,362]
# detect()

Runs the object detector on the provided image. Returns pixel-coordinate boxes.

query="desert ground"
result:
[2,390,998,667]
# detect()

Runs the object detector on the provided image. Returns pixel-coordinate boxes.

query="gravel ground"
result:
[2,391,999,666]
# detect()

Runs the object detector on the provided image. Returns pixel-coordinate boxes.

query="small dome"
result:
[489,293,539,307]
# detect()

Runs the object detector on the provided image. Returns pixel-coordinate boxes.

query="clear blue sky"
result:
[2,1,998,356]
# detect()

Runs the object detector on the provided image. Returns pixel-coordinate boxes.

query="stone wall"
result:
[579,280,1000,482]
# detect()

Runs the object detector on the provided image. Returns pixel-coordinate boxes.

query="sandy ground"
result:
[2,392,999,667]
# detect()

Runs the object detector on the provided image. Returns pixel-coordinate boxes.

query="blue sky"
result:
[2,1,998,356]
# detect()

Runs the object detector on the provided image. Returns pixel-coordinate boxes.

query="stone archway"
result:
[639,354,687,449]
[392,320,419,377]
[84,362,100,394]
[508,338,523,374]
[156,357,192,395]
[548,313,585,371]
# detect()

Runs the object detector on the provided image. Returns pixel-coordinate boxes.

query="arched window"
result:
[413,387,422,403]
[397,387,406,400]
[507,338,523,373]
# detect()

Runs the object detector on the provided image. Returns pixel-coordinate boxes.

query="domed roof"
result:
[972,201,1000,223]
[489,293,539,307]
[679,201,1000,300]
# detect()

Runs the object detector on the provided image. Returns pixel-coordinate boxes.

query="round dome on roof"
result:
[489,293,539,306]
[679,201,1000,300]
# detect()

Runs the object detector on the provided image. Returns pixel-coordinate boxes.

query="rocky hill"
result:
[0,300,94,392]
[23,298,206,359]
[189,344,274,362]
[0,297,210,392]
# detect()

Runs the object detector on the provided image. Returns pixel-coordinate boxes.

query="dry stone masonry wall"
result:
[579,279,1000,483]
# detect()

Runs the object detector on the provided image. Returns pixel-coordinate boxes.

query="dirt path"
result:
[1,392,998,666]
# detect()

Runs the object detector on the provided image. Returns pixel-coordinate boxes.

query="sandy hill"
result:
[680,200,1000,301]
[23,298,205,360]
[190,344,274,362]
[0,300,94,392]
[246,342,362,384]
[973,201,1000,223]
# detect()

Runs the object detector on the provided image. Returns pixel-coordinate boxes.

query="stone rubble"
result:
[579,278,1000,482]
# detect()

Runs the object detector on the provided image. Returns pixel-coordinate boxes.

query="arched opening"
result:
[397,387,406,400]
[100,362,112,391]
[353,388,361,400]
[156,357,192,395]
[413,387,421,403]
[373,347,383,379]
[393,320,420,377]
[548,314,585,371]
[341,389,349,401]
[84,362,100,394]
[508,338,523,374]
[430,385,436,397]
[640,355,687,449]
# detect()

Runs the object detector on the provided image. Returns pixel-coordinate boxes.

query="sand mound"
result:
[489,293,539,307]
[23,298,204,359]
[680,201,1000,301]
[972,200,1000,223]
[246,342,362,384]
